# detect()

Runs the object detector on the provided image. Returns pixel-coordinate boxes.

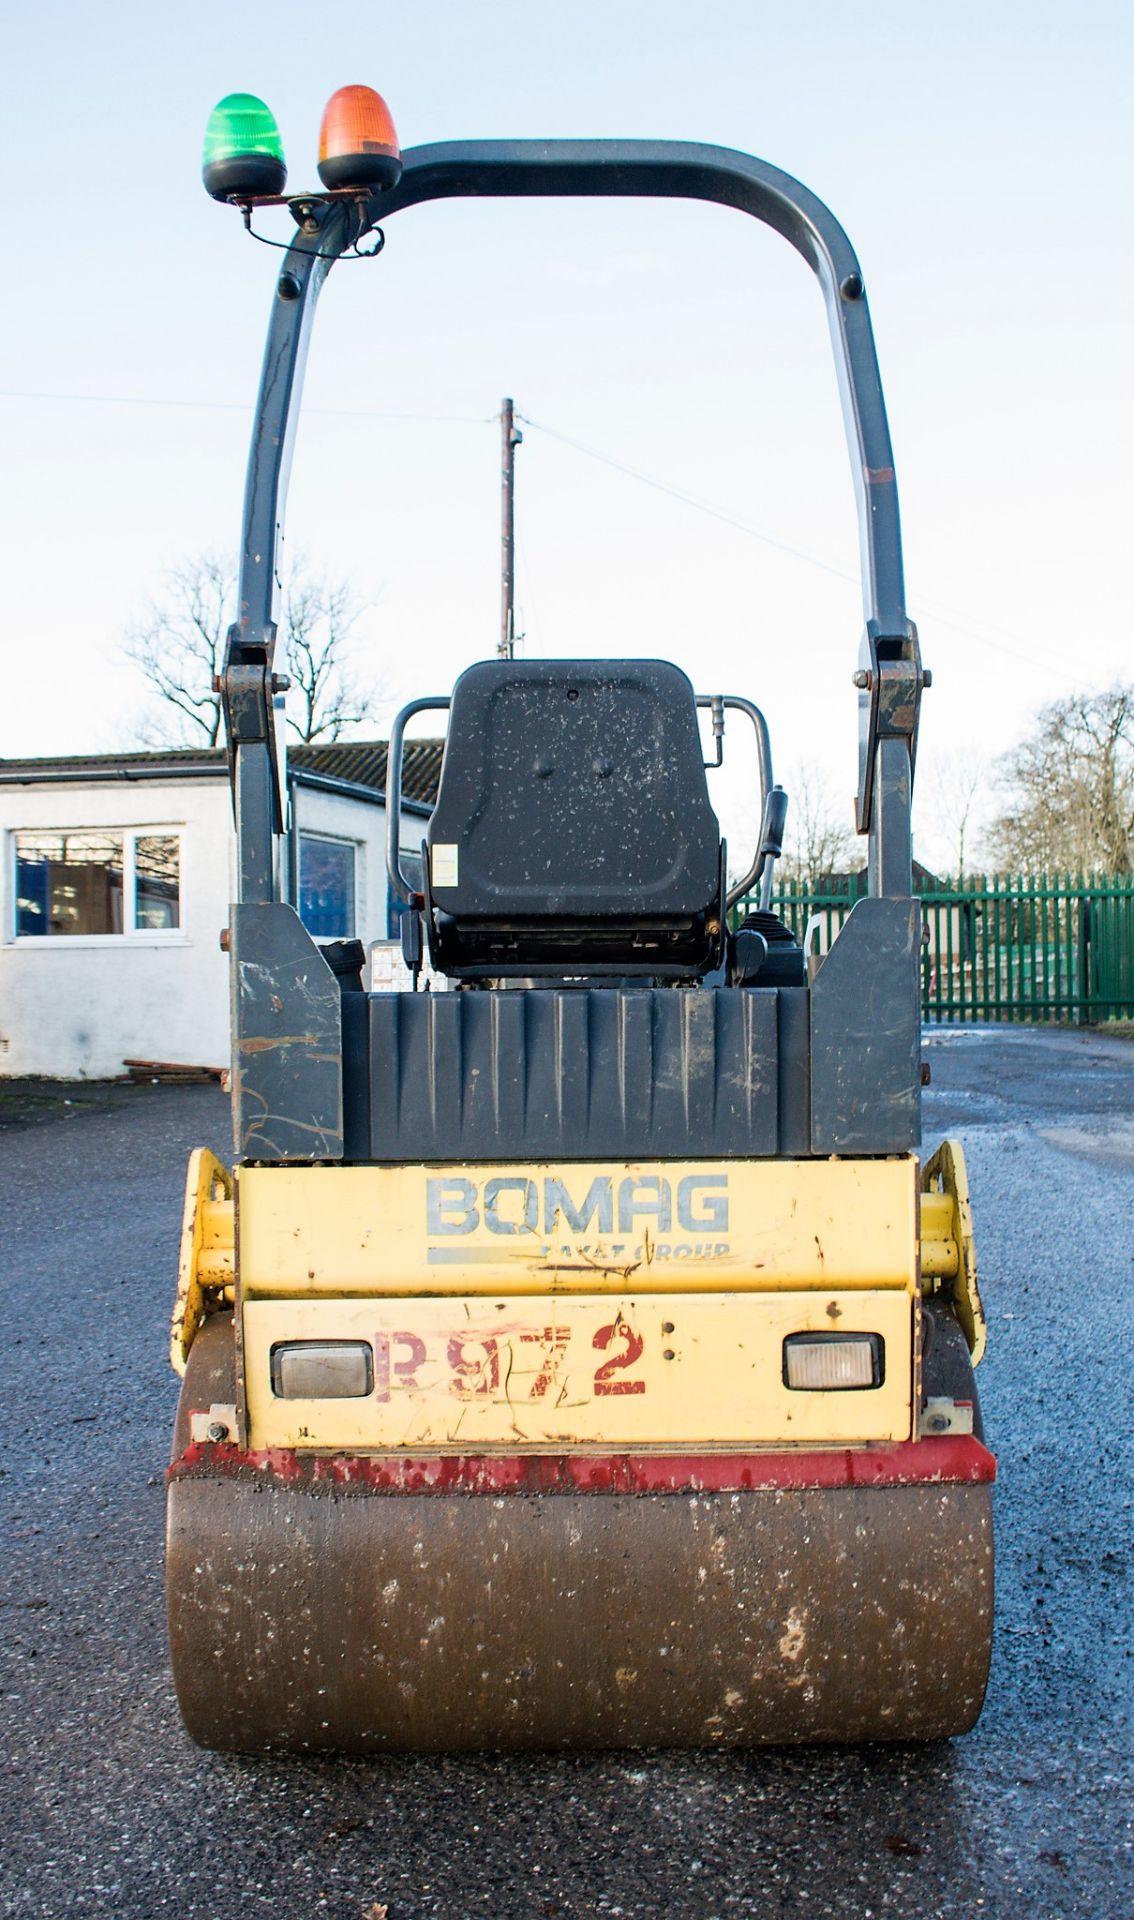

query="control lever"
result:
[758,785,789,911]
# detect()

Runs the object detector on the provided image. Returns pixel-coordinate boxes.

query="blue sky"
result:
[2,0,1131,867]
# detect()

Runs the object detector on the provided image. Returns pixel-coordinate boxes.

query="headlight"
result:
[782,1333,883,1390]
[270,1340,374,1399]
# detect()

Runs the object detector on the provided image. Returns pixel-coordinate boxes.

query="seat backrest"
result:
[425,659,721,943]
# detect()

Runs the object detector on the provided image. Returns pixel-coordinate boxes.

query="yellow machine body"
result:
[172,1147,987,1456]
[233,1156,918,1452]
[243,1288,915,1451]
[168,1140,993,1752]
[236,1156,918,1296]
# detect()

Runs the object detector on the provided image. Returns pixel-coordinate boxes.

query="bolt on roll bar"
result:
[691,694,780,910]
[223,140,924,909]
[385,695,451,908]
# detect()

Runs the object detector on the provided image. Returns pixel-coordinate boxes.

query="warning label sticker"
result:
[431,842,459,887]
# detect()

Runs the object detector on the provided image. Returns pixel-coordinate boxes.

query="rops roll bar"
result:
[222,141,925,908]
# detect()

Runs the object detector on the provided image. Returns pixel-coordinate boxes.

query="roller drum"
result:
[168,1459,992,1753]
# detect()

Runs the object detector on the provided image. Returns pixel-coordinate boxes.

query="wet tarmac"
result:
[1,1028,1131,1919]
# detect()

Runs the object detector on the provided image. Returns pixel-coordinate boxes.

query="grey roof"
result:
[292,741,443,808]
[0,741,445,810]
[0,747,226,779]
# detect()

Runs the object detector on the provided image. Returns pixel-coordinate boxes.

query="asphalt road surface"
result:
[1,1028,1131,1920]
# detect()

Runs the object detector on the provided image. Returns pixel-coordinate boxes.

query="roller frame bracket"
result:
[921,1138,986,1365]
[189,1404,239,1444]
[920,1396,975,1437]
[171,1147,234,1375]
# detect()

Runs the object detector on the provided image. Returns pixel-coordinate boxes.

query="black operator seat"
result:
[423,659,725,979]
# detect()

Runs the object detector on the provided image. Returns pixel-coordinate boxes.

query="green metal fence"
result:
[757,873,1134,1025]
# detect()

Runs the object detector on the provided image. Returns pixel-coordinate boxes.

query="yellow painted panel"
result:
[171,1148,233,1375]
[243,1289,913,1451]
[238,1158,918,1298]
[922,1138,986,1363]
[920,1190,959,1278]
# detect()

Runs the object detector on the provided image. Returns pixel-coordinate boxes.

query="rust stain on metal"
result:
[238,1034,336,1055]
[168,1434,996,1496]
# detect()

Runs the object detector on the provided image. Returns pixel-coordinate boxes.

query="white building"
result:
[0,742,440,1079]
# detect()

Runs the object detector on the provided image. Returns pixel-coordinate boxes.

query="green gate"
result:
[756,873,1134,1025]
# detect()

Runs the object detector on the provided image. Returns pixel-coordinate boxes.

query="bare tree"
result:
[124,553,232,746]
[125,552,376,747]
[928,753,988,881]
[281,566,370,742]
[780,763,857,889]
[989,684,1134,872]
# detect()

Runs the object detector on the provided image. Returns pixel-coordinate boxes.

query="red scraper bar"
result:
[171,1434,996,1495]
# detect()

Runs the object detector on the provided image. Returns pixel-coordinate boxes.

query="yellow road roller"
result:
[166,86,993,1751]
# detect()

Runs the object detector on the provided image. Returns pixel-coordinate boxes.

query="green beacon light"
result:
[202,93,287,201]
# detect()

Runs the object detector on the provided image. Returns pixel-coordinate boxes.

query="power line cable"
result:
[518,411,856,587]
[0,385,1086,685]
[517,410,1075,681]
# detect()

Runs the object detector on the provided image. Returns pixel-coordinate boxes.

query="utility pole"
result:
[499,397,522,658]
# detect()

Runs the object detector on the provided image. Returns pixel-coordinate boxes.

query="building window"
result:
[13,831,182,938]
[298,835,355,939]
[134,835,181,930]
